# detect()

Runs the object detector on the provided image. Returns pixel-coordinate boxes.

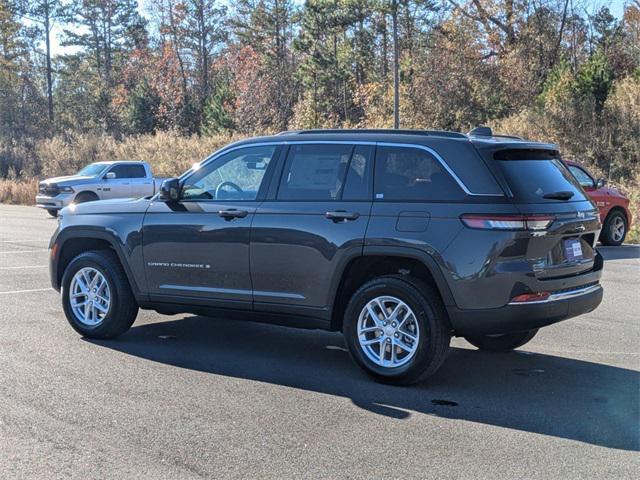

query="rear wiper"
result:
[543,191,574,200]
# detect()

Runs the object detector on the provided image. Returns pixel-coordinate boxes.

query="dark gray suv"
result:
[49,129,603,384]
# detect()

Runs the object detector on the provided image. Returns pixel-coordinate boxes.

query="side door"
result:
[99,164,134,199]
[365,143,469,259]
[250,143,374,318]
[142,144,280,309]
[125,163,155,198]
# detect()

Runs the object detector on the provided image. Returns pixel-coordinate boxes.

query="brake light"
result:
[460,214,554,231]
[510,292,551,303]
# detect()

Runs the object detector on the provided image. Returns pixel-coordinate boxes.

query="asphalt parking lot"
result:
[0,203,638,479]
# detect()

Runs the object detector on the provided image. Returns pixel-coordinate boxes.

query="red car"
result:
[565,161,631,246]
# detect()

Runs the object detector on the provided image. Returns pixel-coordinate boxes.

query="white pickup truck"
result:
[36,161,166,217]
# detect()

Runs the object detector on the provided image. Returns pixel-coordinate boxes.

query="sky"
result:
[46,0,631,58]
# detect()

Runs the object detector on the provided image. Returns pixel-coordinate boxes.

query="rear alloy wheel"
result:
[601,211,627,246]
[357,295,420,368]
[344,275,451,385]
[464,329,538,352]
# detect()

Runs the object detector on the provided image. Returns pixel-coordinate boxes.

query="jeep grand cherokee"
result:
[49,128,603,384]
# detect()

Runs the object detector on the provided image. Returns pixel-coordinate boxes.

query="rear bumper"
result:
[448,283,603,336]
[447,248,604,337]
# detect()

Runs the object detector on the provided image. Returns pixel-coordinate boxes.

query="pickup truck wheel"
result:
[464,329,538,352]
[46,209,58,217]
[61,250,138,339]
[600,211,627,246]
[74,191,99,204]
[343,275,451,385]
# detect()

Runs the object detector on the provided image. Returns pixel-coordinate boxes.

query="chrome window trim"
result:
[376,142,504,197]
[172,139,504,198]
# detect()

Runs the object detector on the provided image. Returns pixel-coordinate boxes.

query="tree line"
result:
[0,0,638,180]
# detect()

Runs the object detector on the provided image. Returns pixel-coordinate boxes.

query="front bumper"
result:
[36,193,73,210]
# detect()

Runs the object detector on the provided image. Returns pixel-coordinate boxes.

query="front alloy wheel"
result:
[601,211,627,246]
[61,250,138,339]
[69,267,111,326]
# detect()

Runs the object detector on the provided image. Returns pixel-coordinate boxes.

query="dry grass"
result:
[0,178,39,205]
[35,131,237,178]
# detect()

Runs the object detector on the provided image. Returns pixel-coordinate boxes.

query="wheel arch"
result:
[328,246,456,331]
[51,228,141,297]
[74,190,100,202]
[605,205,630,225]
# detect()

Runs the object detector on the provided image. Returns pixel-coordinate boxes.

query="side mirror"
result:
[105,172,116,180]
[596,177,607,188]
[159,178,181,202]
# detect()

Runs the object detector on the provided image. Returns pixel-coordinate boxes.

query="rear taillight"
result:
[460,214,554,231]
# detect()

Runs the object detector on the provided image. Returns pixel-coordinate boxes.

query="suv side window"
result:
[568,165,594,188]
[374,146,465,201]
[277,144,354,201]
[181,145,276,201]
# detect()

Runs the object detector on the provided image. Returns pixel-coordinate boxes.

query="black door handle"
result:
[218,209,248,220]
[325,211,360,222]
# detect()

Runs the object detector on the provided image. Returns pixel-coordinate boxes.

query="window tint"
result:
[277,144,353,200]
[498,157,587,202]
[374,146,464,201]
[568,165,594,188]
[343,145,373,201]
[181,145,276,201]
[107,165,129,179]
[107,164,146,179]
[126,164,147,178]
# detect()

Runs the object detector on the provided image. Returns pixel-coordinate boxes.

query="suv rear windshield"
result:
[496,149,587,203]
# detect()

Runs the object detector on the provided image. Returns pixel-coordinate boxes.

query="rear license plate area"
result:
[563,238,583,262]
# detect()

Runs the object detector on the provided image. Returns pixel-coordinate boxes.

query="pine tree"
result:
[61,0,146,134]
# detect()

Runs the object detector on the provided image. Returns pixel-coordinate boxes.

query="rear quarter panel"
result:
[365,200,522,310]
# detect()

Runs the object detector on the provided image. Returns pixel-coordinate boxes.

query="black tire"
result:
[61,250,138,339]
[74,191,99,204]
[600,210,627,246]
[343,275,451,385]
[46,209,58,217]
[464,329,538,352]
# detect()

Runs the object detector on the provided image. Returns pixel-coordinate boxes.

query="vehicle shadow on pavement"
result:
[89,315,639,452]
[598,245,640,261]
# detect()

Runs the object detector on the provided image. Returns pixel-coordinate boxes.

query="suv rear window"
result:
[496,150,587,202]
